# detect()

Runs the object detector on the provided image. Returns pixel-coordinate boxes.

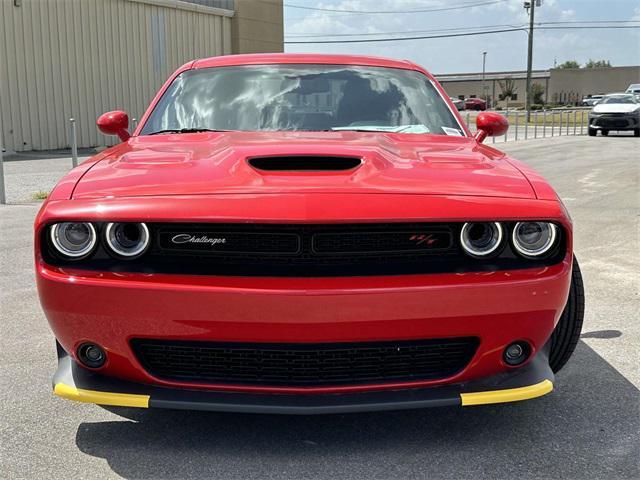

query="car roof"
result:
[191,53,422,72]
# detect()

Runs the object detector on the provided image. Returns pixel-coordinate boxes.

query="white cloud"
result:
[285,0,640,73]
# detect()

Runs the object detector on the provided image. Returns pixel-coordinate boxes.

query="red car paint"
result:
[464,98,488,111]
[36,54,572,396]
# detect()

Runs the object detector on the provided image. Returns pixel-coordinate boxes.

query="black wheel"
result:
[634,129,640,137]
[601,130,609,136]
[549,257,585,373]
[588,128,596,136]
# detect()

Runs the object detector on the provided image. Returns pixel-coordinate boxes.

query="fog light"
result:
[77,343,106,368]
[503,341,531,366]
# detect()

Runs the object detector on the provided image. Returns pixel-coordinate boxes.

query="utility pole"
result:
[0,111,5,205]
[482,51,487,104]
[525,0,540,120]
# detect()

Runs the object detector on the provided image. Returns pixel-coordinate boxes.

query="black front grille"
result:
[312,230,452,254]
[594,115,636,128]
[158,228,301,255]
[132,337,480,387]
[42,222,566,276]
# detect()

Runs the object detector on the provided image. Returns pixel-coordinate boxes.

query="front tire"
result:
[601,130,609,136]
[549,257,585,373]
[588,128,596,136]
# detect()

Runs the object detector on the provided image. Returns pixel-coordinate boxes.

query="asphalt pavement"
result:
[0,135,638,479]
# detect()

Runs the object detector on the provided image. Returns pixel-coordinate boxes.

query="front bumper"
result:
[38,258,572,394]
[53,346,554,414]
[589,113,640,131]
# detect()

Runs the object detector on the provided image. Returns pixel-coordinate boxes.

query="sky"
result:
[284,0,640,74]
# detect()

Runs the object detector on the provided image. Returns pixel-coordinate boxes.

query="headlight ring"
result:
[512,221,558,258]
[104,222,150,258]
[460,222,504,257]
[49,222,97,259]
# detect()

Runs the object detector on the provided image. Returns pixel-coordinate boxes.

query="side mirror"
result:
[97,111,131,142]
[475,112,508,143]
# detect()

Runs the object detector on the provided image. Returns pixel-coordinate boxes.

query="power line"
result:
[284,0,507,15]
[535,20,640,25]
[539,26,640,31]
[284,25,640,44]
[286,28,528,44]
[285,20,640,39]
[286,24,523,38]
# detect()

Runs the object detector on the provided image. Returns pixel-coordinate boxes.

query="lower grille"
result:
[132,337,479,387]
[594,115,636,129]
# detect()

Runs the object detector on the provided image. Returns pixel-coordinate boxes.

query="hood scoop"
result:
[248,155,361,172]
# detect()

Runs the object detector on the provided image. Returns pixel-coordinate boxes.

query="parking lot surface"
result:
[1,135,638,479]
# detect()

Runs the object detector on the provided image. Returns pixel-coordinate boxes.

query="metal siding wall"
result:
[0,0,233,151]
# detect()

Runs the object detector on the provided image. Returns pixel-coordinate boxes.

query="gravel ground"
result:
[1,153,92,203]
[0,135,638,479]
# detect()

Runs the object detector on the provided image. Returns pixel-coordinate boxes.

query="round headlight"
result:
[512,222,558,257]
[104,222,150,258]
[460,222,503,257]
[50,222,97,258]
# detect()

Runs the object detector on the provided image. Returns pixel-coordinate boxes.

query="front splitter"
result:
[53,350,554,414]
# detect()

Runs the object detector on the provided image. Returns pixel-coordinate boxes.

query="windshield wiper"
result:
[148,128,232,135]
[331,125,430,133]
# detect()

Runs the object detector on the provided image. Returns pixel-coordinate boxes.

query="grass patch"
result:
[32,190,50,200]
[503,112,589,127]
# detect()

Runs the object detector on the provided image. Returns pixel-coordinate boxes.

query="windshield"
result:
[140,65,463,136]
[600,94,637,104]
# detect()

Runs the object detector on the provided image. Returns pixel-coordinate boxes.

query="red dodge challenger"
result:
[36,54,584,414]
[464,97,488,111]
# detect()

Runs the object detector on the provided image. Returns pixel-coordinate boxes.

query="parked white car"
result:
[449,97,465,111]
[588,93,640,137]
[581,95,604,107]
[625,84,640,95]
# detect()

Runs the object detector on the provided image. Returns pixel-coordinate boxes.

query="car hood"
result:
[72,131,536,199]
[592,103,639,114]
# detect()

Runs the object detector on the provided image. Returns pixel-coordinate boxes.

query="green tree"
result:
[498,77,518,109]
[531,83,545,104]
[558,60,580,69]
[585,59,612,68]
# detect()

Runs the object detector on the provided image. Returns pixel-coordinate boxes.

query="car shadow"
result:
[74,341,638,480]
[581,329,622,339]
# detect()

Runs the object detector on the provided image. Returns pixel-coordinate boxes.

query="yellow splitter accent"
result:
[54,379,553,409]
[54,383,149,408]
[460,379,553,406]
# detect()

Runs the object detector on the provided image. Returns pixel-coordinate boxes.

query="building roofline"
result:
[435,70,550,82]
